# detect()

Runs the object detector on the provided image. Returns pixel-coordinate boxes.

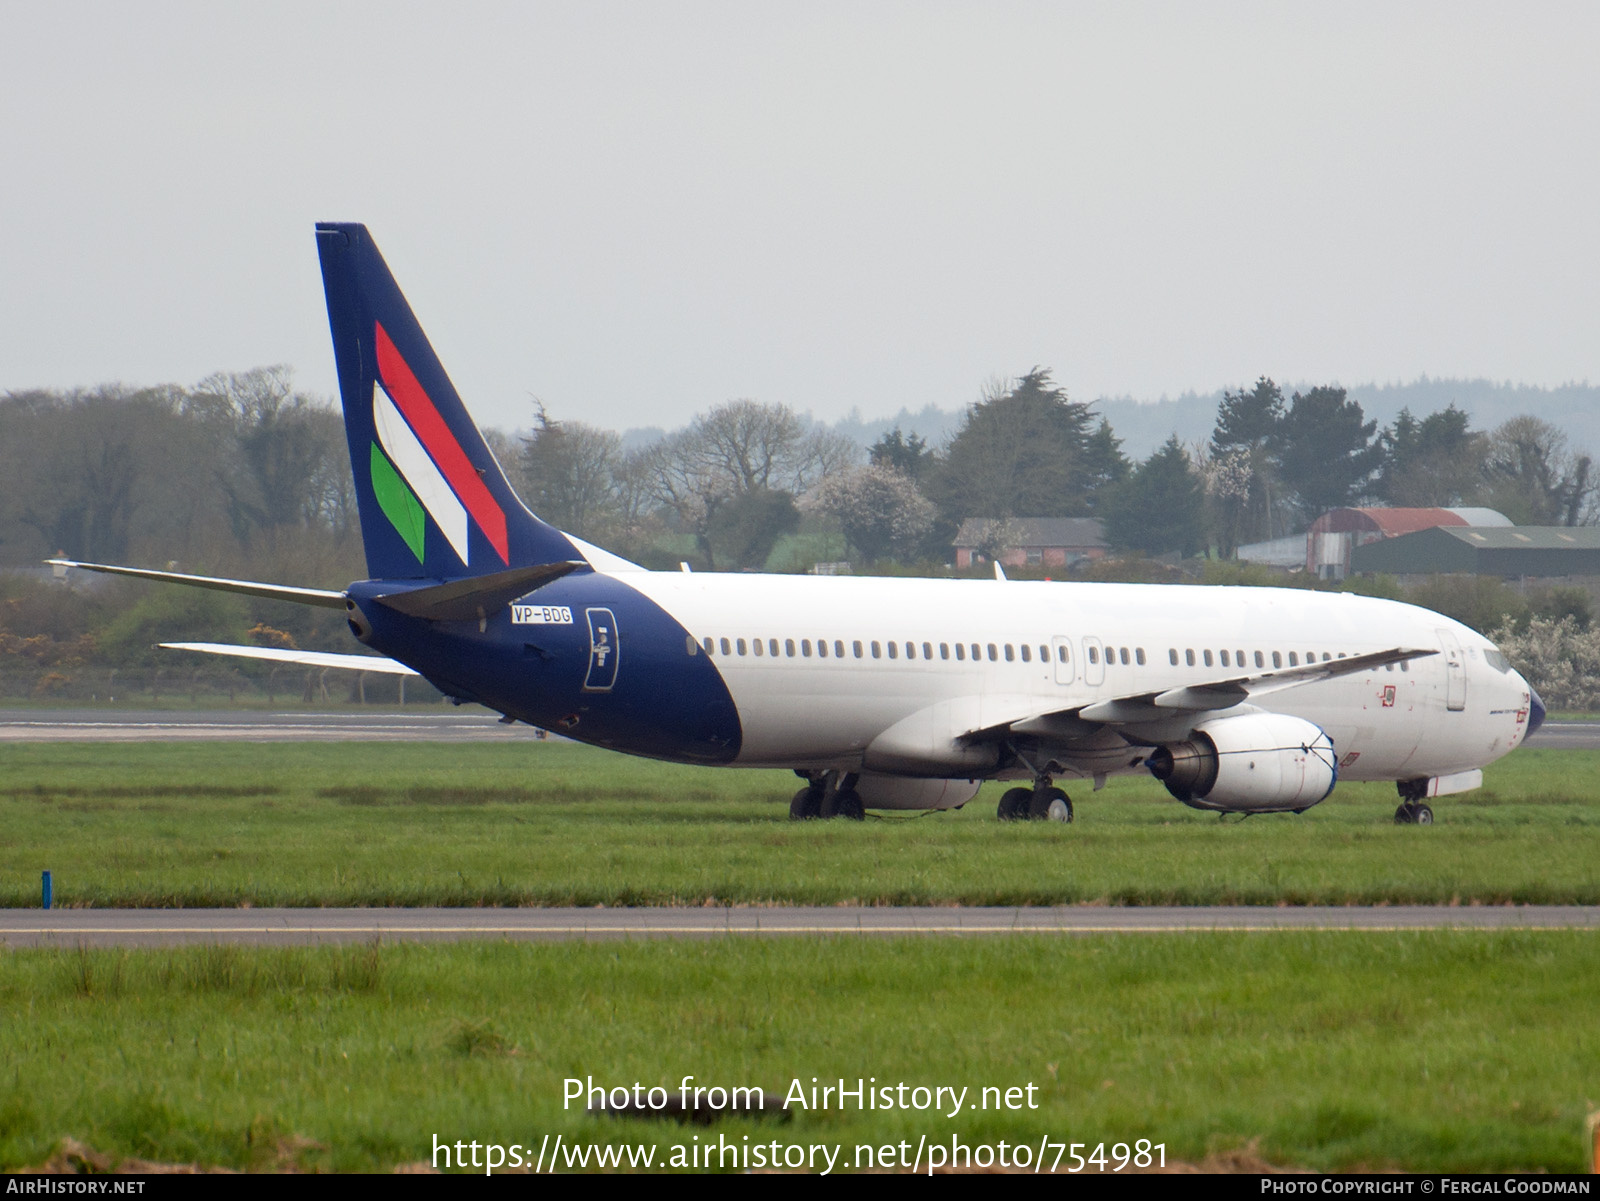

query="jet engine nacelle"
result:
[1145,713,1337,813]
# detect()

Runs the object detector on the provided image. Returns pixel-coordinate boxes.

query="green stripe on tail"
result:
[370,442,427,565]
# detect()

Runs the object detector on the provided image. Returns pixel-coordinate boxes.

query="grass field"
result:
[1,742,1599,907]
[1,934,1596,1173]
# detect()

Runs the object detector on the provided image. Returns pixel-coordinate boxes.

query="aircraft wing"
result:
[160,642,419,675]
[962,645,1438,742]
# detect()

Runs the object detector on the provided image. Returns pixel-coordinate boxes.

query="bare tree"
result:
[1479,416,1594,526]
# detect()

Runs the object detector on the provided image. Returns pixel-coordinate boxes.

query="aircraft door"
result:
[1082,636,1106,687]
[1436,627,1466,712]
[583,607,620,692]
[1050,636,1074,685]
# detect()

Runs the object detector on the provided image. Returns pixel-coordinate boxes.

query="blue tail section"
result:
[315,223,579,581]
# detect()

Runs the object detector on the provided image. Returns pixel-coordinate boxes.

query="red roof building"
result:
[1306,507,1511,578]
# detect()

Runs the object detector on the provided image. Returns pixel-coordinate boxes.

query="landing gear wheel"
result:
[822,788,865,821]
[1394,801,1435,825]
[1029,785,1072,822]
[790,787,822,820]
[997,788,1032,821]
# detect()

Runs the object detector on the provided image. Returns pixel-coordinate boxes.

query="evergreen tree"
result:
[929,368,1095,522]
[1079,418,1131,514]
[1209,377,1284,543]
[1102,436,1205,557]
[868,427,933,482]
[1275,386,1381,520]
[1375,404,1487,506]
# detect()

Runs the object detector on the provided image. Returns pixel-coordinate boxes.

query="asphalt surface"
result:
[1,905,1597,947]
[0,708,547,742]
[2,709,1597,746]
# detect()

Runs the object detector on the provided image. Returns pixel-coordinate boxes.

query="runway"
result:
[0,708,547,742]
[2,905,1597,947]
[1,708,1596,746]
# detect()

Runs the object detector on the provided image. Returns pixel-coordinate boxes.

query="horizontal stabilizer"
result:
[48,560,347,609]
[371,560,586,621]
[161,642,417,675]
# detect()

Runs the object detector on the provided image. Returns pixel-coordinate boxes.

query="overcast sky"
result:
[3,1,1596,434]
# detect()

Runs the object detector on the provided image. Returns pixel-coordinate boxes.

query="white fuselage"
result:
[620,573,1533,783]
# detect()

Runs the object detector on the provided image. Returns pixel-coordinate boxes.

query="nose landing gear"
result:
[1394,801,1434,825]
[1395,779,1434,824]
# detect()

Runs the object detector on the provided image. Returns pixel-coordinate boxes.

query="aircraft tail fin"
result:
[315,223,580,581]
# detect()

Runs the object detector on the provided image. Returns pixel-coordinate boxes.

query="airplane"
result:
[52,223,1546,827]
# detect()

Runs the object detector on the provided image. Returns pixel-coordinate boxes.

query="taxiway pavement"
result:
[2,905,1597,947]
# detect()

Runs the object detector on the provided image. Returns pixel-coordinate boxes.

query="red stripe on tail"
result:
[374,322,509,564]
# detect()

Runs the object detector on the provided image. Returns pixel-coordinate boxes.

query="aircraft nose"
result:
[1527,687,1546,738]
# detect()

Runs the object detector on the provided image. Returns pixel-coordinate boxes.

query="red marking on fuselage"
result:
[374,321,509,563]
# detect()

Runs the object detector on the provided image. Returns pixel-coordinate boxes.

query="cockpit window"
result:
[1484,649,1513,674]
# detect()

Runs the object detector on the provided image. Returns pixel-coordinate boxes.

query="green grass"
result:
[0,934,1594,1172]
[1,743,1598,907]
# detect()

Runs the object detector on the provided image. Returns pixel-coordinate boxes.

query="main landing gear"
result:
[789,771,864,821]
[1394,779,1434,825]
[997,779,1073,823]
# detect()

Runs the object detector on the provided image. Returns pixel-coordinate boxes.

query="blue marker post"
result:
[42,870,51,911]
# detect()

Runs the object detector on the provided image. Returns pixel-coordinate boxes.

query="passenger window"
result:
[1021,644,1031,663]
[1323,653,1332,661]
[1088,646,1099,665]
[1039,645,1048,662]
[1004,644,1015,662]
[769,639,779,657]
[1385,663,1393,672]
[1169,648,1178,666]
[753,638,763,657]
[1058,645,1069,662]
[817,639,827,658]
[871,641,882,659]
[1220,650,1230,667]
[971,644,981,661]
[1271,651,1281,668]
[1203,650,1214,667]
[703,637,714,655]
[987,643,998,661]
[888,642,898,660]
[1136,648,1146,666]
[940,643,950,660]
[1119,647,1130,666]
[853,640,863,658]
[1337,652,1346,659]
[736,638,747,655]
[720,638,731,655]
[835,640,845,658]
[687,636,699,656]
[922,642,932,660]
[905,642,915,660]
[1254,651,1264,668]
[1401,661,1409,673]
[785,639,796,657]
[955,643,966,661]
[1288,652,1297,666]
[1185,649,1195,667]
